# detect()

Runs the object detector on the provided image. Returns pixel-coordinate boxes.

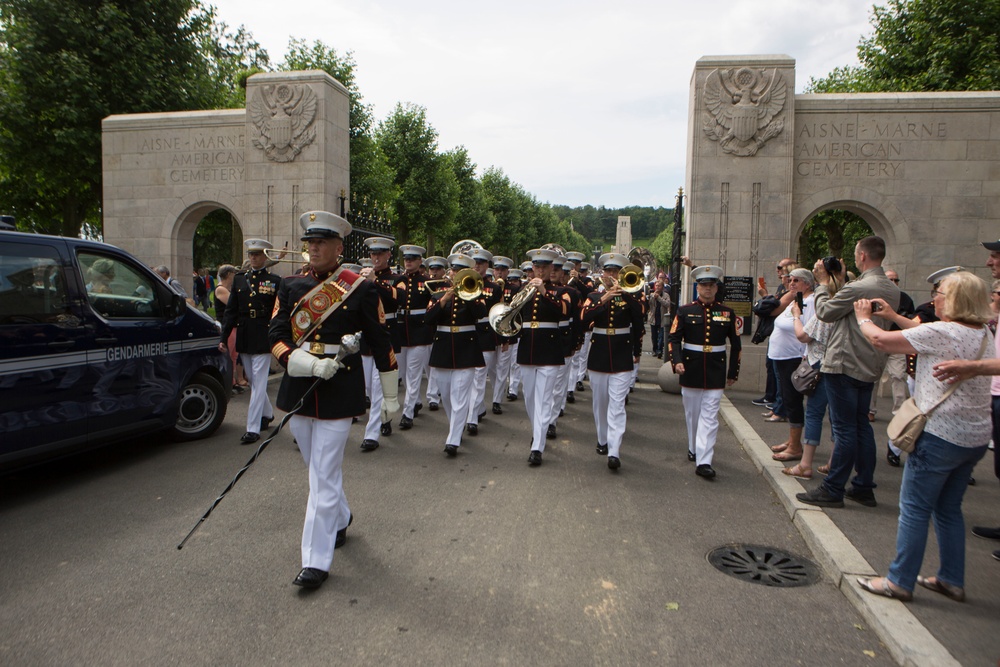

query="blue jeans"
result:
[803,363,828,446]
[887,431,987,592]
[821,373,875,498]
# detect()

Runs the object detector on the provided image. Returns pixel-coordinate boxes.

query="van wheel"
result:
[167,372,228,441]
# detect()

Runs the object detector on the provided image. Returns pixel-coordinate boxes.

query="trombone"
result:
[263,245,310,264]
[602,264,644,293]
[424,268,483,301]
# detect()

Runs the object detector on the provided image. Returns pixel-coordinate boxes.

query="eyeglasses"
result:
[889,278,899,283]
[932,289,946,297]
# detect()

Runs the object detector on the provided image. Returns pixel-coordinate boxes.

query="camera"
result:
[871,301,882,312]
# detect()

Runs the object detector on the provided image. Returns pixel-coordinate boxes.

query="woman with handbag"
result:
[853,270,994,602]
[766,269,816,462]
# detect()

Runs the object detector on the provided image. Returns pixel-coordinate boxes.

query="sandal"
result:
[916,576,965,602]
[773,450,803,462]
[781,464,812,480]
[764,415,787,423]
[771,442,789,453]
[857,576,912,602]
[817,464,830,475]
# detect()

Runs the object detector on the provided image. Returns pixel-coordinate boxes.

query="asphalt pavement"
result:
[2,348,986,665]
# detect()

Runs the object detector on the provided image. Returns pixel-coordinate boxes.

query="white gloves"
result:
[288,348,342,380]
[379,369,400,423]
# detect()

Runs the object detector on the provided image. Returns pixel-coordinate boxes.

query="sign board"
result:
[723,275,753,335]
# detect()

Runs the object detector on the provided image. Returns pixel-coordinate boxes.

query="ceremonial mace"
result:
[177,332,361,550]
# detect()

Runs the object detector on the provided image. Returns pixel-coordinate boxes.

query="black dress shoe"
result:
[695,464,716,479]
[597,443,608,455]
[492,402,503,415]
[466,423,478,436]
[399,415,413,430]
[364,396,371,409]
[360,439,379,452]
[334,512,353,549]
[414,402,423,416]
[429,401,439,411]
[566,391,575,404]
[240,431,260,444]
[444,444,458,457]
[380,421,392,436]
[576,381,585,392]
[886,446,901,467]
[558,409,564,417]
[687,450,696,462]
[260,415,274,430]
[528,450,542,466]
[607,456,621,470]
[546,424,557,439]
[478,410,486,421]
[293,567,328,589]
[796,485,844,508]
[506,392,518,402]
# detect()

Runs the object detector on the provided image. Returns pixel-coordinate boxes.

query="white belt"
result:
[299,341,341,355]
[683,342,724,353]
[404,309,427,315]
[593,327,630,336]
[383,313,396,320]
[437,325,476,333]
[477,317,489,324]
[559,320,571,327]
[524,321,559,329]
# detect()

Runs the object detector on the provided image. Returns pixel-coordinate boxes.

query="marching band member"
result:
[424,255,448,411]
[573,260,596,392]
[582,253,645,469]
[505,268,525,401]
[269,211,398,589]
[220,238,281,445]
[358,237,401,452]
[396,245,432,430]
[519,248,570,466]
[425,254,487,456]
[667,265,741,479]
[491,256,516,413]
[466,248,502,435]
[549,258,581,439]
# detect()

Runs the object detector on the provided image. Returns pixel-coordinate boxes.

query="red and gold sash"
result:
[290,267,363,345]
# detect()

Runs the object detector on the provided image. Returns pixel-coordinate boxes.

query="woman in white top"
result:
[768,268,815,462]
[853,270,994,602]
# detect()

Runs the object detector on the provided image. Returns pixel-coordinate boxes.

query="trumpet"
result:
[263,246,310,263]
[425,268,483,301]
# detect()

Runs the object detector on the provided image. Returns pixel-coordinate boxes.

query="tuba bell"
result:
[489,283,535,336]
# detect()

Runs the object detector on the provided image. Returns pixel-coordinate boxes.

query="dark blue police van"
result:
[0,230,230,471]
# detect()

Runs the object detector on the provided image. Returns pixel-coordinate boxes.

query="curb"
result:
[719,397,961,667]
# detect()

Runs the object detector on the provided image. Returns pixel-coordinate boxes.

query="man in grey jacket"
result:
[797,236,900,508]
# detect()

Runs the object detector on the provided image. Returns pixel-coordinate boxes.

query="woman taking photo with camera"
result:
[853,270,994,602]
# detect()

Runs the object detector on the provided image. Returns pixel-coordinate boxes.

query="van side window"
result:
[0,245,70,324]
[78,252,162,319]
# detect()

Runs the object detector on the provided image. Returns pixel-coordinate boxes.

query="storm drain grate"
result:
[707,544,820,588]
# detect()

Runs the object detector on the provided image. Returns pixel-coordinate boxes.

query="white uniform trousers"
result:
[362,355,385,441]
[437,368,475,446]
[630,364,639,388]
[493,344,513,404]
[468,350,496,424]
[399,344,431,419]
[576,332,592,384]
[289,415,352,571]
[522,365,560,452]
[682,387,724,466]
[240,352,274,434]
[426,367,441,404]
[507,341,522,395]
[589,371,631,458]
[552,360,571,422]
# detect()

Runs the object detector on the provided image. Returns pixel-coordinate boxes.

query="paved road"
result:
[2,357,899,666]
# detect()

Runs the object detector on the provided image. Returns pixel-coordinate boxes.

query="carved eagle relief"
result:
[703,68,787,157]
[250,83,318,163]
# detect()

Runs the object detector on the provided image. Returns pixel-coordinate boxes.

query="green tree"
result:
[797,210,873,274]
[444,146,495,251]
[648,225,674,272]
[808,0,1000,93]
[376,103,458,247]
[0,0,266,236]
[281,39,394,210]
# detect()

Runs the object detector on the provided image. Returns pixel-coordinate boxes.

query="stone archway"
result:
[684,55,1000,390]
[102,70,351,283]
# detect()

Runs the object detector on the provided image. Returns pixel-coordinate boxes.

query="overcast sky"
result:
[208,0,875,208]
